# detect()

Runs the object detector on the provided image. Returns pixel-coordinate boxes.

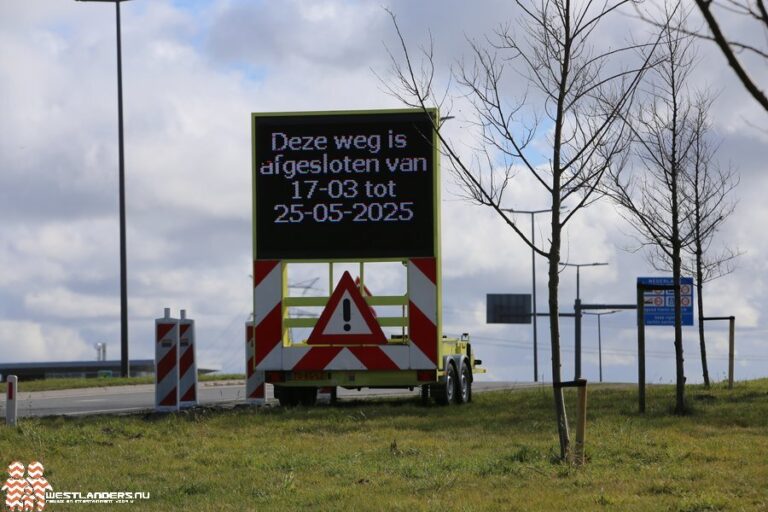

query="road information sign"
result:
[486,294,532,324]
[252,110,437,260]
[638,277,694,326]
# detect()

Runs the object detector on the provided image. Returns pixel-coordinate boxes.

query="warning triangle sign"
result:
[307,271,387,346]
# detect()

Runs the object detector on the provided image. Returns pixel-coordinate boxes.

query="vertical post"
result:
[728,316,735,389]
[531,213,538,382]
[574,378,588,465]
[6,375,18,427]
[574,298,582,379]
[576,266,581,301]
[636,286,646,414]
[597,314,603,383]
[116,0,129,378]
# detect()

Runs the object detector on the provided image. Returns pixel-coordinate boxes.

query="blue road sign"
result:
[638,277,694,326]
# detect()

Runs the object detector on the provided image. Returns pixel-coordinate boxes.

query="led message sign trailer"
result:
[253,110,437,260]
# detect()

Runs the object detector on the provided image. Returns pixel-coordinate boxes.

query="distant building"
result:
[0,360,217,381]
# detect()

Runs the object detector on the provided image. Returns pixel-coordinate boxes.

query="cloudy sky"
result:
[1,0,765,384]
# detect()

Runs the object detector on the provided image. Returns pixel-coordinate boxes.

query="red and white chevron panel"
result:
[254,258,439,374]
[282,345,409,372]
[178,314,198,408]
[253,260,283,372]
[155,314,179,412]
[249,259,284,403]
[245,322,264,404]
[26,462,51,512]
[407,257,439,369]
[245,260,283,405]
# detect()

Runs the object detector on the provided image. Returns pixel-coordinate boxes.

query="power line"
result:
[461,334,768,362]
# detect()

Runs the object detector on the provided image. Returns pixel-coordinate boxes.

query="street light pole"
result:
[584,310,619,382]
[560,261,609,379]
[530,213,537,382]
[597,313,602,381]
[502,208,549,382]
[560,262,609,302]
[76,0,133,377]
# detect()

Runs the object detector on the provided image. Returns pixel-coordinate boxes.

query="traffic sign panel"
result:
[638,277,694,326]
[307,271,387,345]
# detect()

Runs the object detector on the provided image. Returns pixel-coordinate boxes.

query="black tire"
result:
[420,385,430,406]
[298,387,318,406]
[434,362,457,405]
[457,361,472,404]
[330,387,338,405]
[275,386,299,407]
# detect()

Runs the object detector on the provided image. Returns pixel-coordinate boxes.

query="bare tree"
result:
[382,1,659,459]
[607,9,699,414]
[682,95,740,387]
[693,0,768,112]
[639,1,768,112]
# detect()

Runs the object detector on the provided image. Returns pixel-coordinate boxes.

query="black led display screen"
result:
[253,110,437,260]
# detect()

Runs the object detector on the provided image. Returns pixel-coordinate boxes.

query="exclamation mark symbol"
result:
[342,298,351,332]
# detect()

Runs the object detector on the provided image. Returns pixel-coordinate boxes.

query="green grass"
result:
[0,374,244,394]
[1,380,767,511]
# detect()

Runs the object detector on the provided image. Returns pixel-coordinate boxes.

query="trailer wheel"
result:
[298,387,318,406]
[434,362,457,405]
[275,387,299,407]
[457,361,472,404]
[420,385,430,406]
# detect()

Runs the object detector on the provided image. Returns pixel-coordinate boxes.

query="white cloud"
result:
[24,288,119,319]
[0,321,91,362]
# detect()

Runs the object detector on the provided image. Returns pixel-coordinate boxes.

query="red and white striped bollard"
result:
[178,309,198,408]
[155,308,180,412]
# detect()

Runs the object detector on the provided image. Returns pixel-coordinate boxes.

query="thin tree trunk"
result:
[696,247,710,387]
[672,192,686,413]
[670,59,686,415]
[693,184,711,387]
[549,211,569,460]
[550,0,572,458]
[673,250,686,414]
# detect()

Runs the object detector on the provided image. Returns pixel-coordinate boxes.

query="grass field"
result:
[1,380,766,511]
[0,374,245,394]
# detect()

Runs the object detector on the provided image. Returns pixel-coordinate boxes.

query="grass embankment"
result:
[0,374,245,394]
[1,380,766,511]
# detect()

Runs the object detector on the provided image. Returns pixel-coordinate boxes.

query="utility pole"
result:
[501,208,550,382]
[75,0,134,377]
[583,310,620,382]
[561,261,609,378]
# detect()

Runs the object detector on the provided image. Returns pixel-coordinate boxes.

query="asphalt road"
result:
[0,381,540,418]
